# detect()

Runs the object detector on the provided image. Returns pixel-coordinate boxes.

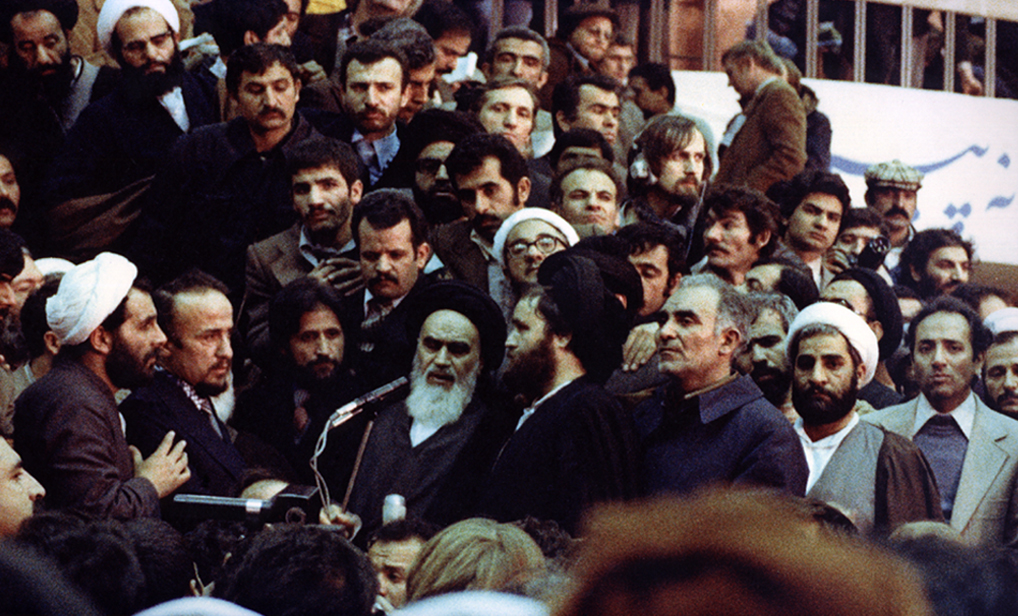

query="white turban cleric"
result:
[492,208,580,268]
[47,253,138,346]
[984,307,1018,336]
[786,302,880,386]
[96,0,180,53]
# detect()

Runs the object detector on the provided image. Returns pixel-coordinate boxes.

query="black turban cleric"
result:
[405,280,507,371]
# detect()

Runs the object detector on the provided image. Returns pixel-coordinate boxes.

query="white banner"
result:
[673,70,1019,265]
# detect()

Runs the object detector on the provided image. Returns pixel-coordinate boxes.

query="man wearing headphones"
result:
[620,115,712,258]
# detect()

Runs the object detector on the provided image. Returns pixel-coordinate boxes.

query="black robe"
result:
[479,377,642,535]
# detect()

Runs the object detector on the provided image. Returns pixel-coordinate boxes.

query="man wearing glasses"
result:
[491,208,578,318]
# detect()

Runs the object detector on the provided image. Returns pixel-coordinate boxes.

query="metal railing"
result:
[498,0,1015,98]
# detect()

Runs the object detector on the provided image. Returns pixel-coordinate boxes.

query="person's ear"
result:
[855,357,868,383]
[666,272,682,296]
[719,326,742,357]
[89,325,114,356]
[516,176,531,206]
[554,110,570,133]
[751,230,771,251]
[349,179,364,206]
[43,331,61,356]
[242,30,260,46]
[415,241,432,270]
[536,70,549,89]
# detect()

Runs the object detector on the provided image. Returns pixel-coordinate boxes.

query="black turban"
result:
[405,280,507,371]
[1,0,79,43]
[832,267,903,360]
[537,252,630,383]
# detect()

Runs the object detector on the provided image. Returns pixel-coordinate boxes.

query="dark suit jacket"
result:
[13,360,160,520]
[715,78,806,193]
[242,224,312,362]
[300,107,412,190]
[431,220,489,292]
[122,371,246,498]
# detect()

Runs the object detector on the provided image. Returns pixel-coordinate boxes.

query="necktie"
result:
[914,414,968,521]
[199,397,228,443]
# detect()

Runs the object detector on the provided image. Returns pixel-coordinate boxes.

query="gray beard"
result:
[405,354,479,430]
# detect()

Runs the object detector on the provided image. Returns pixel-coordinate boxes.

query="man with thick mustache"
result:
[122,270,248,499]
[343,190,434,392]
[787,302,942,536]
[45,0,217,205]
[0,0,120,224]
[0,155,20,231]
[133,43,321,296]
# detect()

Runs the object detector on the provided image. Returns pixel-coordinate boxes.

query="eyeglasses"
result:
[415,158,444,175]
[506,235,566,258]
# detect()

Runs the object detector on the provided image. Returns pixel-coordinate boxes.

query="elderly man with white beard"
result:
[346,281,517,535]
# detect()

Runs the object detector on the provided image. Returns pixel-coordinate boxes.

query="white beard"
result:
[405,354,479,439]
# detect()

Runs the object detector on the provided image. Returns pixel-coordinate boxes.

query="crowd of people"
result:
[0,0,1016,615]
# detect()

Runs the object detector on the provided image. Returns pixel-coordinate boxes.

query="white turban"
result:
[47,253,138,346]
[786,302,880,386]
[492,208,580,268]
[34,258,76,278]
[984,307,1018,336]
[96,0,180,53]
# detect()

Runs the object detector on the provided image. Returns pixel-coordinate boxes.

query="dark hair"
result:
[446,132,528,190]
[838,207,889,236]
[339,38,409,89]
[616,221,686,282]
[184,520,249,592]
[402,109,484,162]
[551,74,621,137]
[703,186,782,259]
[893,284,921,301]
[556,4,619,39]
[486,26,549,68]
[369,18,435,70]
[776,266,819,311]
[721,39,783,74]
[551,157,622,206]
[474,77,539,118]
[1,0,78,43]
[20,277,60,360]
[900,228,974,286]
[268,277,346,352]
[153,269,230,345]
[832,267,903,359]
[549,128,614,168]
[351,188,430,250]
[211,0,288,57]
[287,137,362,188]
[214,524,377,616]
[122,518,192,610]
[773,169,851,221]
[226,43,300,95]
[368,518,440,549]
[950,283,1014,312]
[627,62,676,106]
[632,114,711,182]
[413,0,473,40]
[0,229,25,278]
[906,296,991,359]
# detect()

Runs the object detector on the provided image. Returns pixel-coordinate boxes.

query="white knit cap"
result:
[984,307,1018,336]
[46,253,138,346]
[492,208,580,268]
[786,302,880,386]
[96,0,180,53]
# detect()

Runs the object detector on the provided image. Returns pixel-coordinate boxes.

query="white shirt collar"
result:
[515,378,577,431]
[794,413,860,492]
[158,86,189,132]
[912,391,977,440]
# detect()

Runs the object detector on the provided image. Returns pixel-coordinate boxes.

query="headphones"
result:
[627,137,658,189]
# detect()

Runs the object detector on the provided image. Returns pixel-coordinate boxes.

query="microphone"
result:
[171,485,321,524]
[326,377,409,430]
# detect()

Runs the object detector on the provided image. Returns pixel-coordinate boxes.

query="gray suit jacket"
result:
[242,224,310,362]
[864,395,1017,548]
